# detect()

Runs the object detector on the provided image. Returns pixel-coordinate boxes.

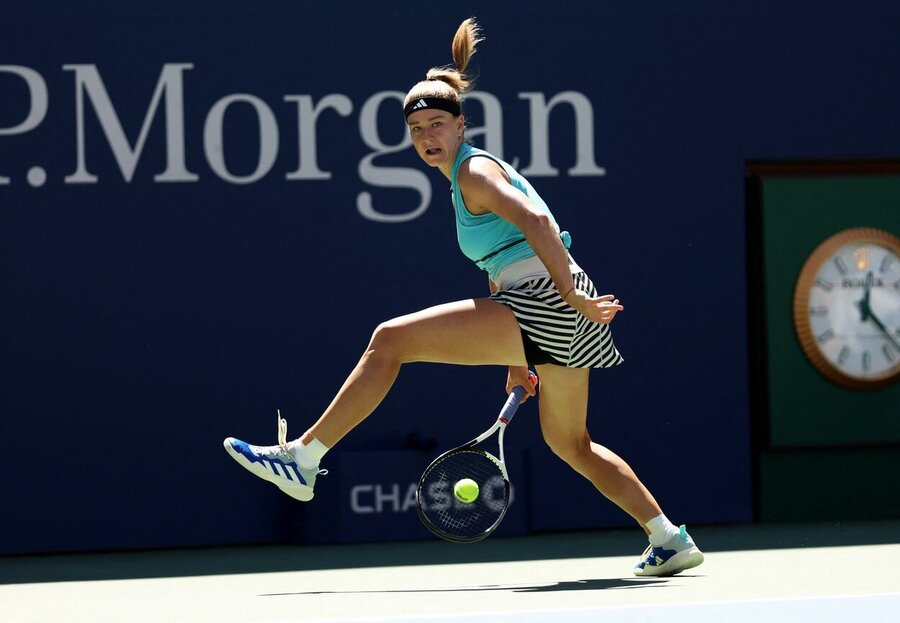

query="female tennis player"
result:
[225,18,703,577]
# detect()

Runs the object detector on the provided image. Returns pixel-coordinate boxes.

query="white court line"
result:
[277,592,900,623]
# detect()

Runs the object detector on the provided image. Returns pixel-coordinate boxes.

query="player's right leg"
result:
[533,365,663,524]
[534,363,703,576]
[224,297,527,501]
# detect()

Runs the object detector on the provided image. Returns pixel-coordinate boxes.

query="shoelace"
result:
[275,409,328,477]
[277,409,289,448]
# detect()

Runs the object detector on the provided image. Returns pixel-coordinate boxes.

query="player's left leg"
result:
[224,297,526,501]
[303,297,527,448]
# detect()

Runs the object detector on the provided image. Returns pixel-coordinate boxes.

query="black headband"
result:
[403,97,461,119]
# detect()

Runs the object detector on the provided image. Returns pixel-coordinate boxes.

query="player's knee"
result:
[542,431,591,466]
[367,320,407,361]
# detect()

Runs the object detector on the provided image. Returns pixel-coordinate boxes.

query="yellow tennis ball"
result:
[454,478,479,503]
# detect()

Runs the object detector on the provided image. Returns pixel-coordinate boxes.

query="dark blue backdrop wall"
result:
[2,1,899,554]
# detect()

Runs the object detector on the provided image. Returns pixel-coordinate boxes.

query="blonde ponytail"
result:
[404,18,484,111]
[453,17,484,75]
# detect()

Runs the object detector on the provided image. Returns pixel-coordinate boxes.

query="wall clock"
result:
[793,227,900,389]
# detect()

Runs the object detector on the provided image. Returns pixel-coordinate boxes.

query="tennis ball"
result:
[454,478,479,504]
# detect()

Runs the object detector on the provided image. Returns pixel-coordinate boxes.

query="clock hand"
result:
[856,271,873,322]
[867,308,900,352]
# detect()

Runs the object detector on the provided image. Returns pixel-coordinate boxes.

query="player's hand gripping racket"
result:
[415,372,538,543]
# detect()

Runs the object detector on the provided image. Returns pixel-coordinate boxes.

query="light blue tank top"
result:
[450,143,571,282]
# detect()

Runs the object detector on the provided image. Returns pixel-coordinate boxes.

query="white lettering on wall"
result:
[348,479,512,515]
[1,64,608,220]
[463,91,505,160]
[356,91,432,223]
[283,94,353,181]
[0,65,48,185]
[204,94,279,184]
[63,63,197,183]
[518,91,606,177]
[350,483,418,514]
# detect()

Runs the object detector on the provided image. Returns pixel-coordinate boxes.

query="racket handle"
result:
[498,371,537,425]
[498,386,525,425]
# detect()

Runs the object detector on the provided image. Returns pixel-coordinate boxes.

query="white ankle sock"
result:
[646,513,679,546]
[287,437,329,470]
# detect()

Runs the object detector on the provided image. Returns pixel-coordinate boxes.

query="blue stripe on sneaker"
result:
[288,464,308,485]
[635,546,678,569]
[231,439,309,485]
[232,440,261,463]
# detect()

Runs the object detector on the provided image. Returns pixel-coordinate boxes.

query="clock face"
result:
[793,227,900,389]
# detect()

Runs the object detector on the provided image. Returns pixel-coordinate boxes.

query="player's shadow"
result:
[512,577,669,592]
[260,577,668,596]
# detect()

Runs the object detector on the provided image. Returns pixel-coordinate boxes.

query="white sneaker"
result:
[223,413,326,502]
[633,525,704,576]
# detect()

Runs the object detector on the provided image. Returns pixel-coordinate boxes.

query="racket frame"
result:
[415,383,528,543]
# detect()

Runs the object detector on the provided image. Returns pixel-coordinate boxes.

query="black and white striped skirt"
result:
[490,271,624,368]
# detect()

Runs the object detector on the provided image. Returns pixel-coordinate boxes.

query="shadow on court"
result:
[2,519,898,585]
[259,577,670,597]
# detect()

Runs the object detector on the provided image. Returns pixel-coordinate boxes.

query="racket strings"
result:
[418,449,508,541]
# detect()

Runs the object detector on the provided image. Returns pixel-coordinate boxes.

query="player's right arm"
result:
[506,366,536,401]
[458,157,623,325]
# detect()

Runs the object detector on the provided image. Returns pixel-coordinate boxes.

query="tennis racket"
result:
[415,372,537,543]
